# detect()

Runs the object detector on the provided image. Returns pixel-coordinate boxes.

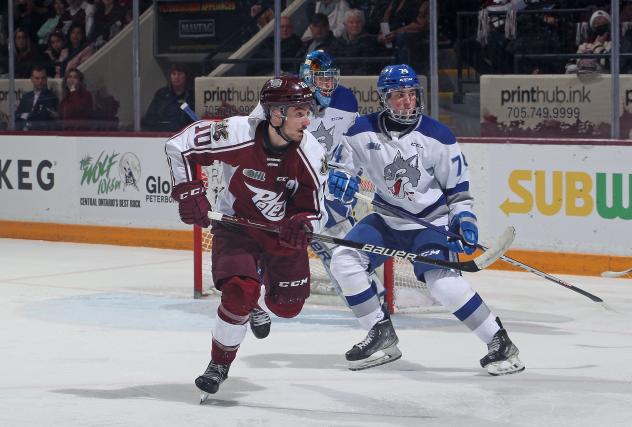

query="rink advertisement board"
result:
[1,135,630,255]
[480,75,632,139]
[0,135,186,230]
[0,79,63,129]
[194,76,428,118]
[461,141,632,256]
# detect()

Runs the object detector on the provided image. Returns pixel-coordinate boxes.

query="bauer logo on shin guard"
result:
[361,244,416,261]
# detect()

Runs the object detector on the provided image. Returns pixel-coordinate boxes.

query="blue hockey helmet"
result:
[299,50,340,107]
[377,64,424,124]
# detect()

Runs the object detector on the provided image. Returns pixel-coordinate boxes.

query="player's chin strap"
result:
[268,109,296,145]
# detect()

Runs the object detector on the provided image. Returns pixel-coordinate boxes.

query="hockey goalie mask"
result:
[377,64,425,125]
[300,50,340,108]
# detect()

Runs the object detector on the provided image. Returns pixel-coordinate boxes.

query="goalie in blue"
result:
[328,64,525,375]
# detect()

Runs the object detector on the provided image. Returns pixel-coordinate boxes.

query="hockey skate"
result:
[195,361,229,402]
[346,305,401,371]
[249,306,271,339]
[480,318,525,376]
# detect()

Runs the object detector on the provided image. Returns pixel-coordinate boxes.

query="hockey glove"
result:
[447,212,478,255]
[328,170,359,204]
[278,213,313,250]
[171,180,212,228]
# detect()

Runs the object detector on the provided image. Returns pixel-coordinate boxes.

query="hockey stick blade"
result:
[601,268,632,278]
[349,191,606,304]
[206,212,512,273]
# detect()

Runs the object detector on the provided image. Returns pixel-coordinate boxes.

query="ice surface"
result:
[1,238,631,426]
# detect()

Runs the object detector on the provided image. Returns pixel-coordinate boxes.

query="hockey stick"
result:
[351,191,606,304]
[601,267,632,278]
[206,211,515,273]
[180,102,200,121]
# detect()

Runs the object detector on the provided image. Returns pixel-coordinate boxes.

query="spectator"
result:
[297,13,336,58]
[14,28,48,78]
[37,0,67,46]
[142,64,195,132]
[303,0,350,40]
[15,0,43,42]
[55,0,86,36]
[377,0,429,74]
[507,10,564,74]
[566,10,611,74]
[90,0,126,46]
[15,65,59,131]
[248,15,302,75]
[58,68,93,130]
[43,31,69,78]
[329,8,383,75]
[250,1,274,31]
[62,23,94,76]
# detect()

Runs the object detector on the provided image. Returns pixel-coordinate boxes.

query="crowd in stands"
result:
[2,0,149,79]
[458,0,632,75]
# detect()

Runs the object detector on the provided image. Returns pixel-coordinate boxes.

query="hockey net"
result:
[193,162,443,313]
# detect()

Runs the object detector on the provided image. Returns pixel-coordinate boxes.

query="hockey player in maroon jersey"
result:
[165,76,328,398]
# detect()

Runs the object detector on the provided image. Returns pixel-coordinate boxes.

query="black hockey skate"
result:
[249,306,271,339]
[195,361,229,402]
[480,318,525,376]
[346,305,401,371]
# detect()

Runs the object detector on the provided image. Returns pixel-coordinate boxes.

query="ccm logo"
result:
[278,277,308,287]
[179,187,203,200]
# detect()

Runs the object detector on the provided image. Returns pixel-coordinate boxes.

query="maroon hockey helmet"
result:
[260,76,313,118]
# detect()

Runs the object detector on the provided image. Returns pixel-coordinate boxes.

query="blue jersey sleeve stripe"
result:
[330,86,358,113]
[445,181,470,196]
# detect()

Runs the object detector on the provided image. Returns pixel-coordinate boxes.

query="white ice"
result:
[0,238,631,427]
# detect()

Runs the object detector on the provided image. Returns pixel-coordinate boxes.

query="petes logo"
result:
[245,182,286,221]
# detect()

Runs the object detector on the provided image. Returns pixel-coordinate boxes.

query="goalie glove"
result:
[328,170,359,204]
[448,212,478,255]
[278,213,313,250]
[171,180,212,228]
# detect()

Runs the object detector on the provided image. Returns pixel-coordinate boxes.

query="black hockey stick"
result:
[352,192,606,304]
[206,211,515,273]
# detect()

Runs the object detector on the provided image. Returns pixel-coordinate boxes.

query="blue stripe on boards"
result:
[346,286,378,307]
[453,293,483,321]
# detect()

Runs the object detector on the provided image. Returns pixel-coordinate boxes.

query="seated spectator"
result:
[142,64,194,132]
[297,13,336,58]
[37,0,67,46]
[250,1,274,31]
[90,0,126,47]
[378,0,429,74]
[15,65,59,131]
[248,16,302,75]
[43,31,69,78]
[507,10,564,74]
[302,0,350,41]
[55,0,86,36]
[566,10,611,74]
[14,28,48,78]
[62,23,94,76]
[15,0,43,42]
[329,8,382,75]
[57,68,93,130]
[92,87,120,130]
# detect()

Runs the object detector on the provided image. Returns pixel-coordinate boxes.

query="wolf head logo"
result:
[311,121,335,152]
[384,150,420,200]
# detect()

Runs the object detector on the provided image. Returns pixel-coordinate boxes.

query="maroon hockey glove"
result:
[171,180,212,228]
[278,213,313,250]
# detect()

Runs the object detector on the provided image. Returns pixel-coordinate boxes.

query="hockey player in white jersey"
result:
[328,64,525,375]
[252,50,385,302]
